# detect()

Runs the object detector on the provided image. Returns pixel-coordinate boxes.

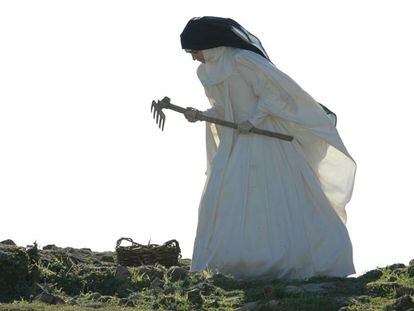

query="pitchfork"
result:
[151,96,293,141]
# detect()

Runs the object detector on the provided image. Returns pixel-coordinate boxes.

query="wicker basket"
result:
[115,237,181,267]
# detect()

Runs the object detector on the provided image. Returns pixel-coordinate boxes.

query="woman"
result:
[181,16,356,280]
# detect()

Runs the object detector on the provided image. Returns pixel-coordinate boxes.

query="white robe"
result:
[190,47,356,280]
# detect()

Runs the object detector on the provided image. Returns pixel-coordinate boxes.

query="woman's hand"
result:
[184,108,201,122]
[238,120,254,133]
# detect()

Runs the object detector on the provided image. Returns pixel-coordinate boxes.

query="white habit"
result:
[190,47,356,280]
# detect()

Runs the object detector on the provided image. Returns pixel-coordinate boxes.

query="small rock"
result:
[387,263,406,271]
[136,265,165,280]
[338,307,349,311]
[187,288,203,305]
[0,239,16,245]
[34,293,65,305]
[409,259,414,266]
[66,298,77,305]
[115,265,131,281]
[408,265,414,277]
[360,269,383,279]
[167,265,189,282]
[395,295,414,310]
[42,244,59,250]
[393,268,407,275]
[396,286,414,297]
[90,292,101,300]
[98,295,112,303]
[179,258,192,267]
[118,298,129,306]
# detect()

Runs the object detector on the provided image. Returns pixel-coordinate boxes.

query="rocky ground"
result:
[0,239,413,310]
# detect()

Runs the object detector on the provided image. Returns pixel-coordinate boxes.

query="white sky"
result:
[1,0,413,277]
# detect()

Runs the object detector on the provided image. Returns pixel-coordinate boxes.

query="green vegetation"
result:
[0,241,413,310]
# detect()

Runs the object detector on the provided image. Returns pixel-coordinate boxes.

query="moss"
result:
[1,242,413,310]
[0,245,31,302]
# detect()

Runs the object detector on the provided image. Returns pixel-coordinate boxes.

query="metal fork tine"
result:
[160,112,165,130]
[157,113,162,128]
[151,101,157,115]
[150,98,168,132]
[153,100,160,119]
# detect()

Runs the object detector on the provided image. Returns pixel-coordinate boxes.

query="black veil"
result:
[180,16,270,61]
[180,16,338,126]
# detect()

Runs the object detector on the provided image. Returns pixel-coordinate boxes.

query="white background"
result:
[1,0,413,277]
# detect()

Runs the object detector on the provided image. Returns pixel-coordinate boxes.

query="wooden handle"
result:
[162,99,294,142]
[199,113,293,141]
[250,127,293,141]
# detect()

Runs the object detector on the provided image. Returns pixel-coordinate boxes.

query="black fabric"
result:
[319,103,337,126]
[180,16,270,61]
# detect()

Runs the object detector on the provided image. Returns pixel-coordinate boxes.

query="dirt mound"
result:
[1,240,413,310]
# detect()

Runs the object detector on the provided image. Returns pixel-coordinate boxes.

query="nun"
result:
[180,16,356,279]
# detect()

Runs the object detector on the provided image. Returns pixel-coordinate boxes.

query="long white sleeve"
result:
[201,87,225,119]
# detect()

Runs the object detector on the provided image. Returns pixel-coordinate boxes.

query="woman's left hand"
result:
[238,120,254,133]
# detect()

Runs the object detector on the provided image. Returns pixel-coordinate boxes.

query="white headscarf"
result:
[196,47,236,86]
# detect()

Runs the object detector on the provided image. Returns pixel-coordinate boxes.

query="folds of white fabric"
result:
[191,47,356,279]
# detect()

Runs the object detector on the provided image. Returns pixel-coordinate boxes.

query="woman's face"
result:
[190,50,205,63]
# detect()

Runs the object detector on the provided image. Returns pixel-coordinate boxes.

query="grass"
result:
[1,243,413,310]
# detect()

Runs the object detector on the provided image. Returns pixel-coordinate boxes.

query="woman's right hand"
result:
[184,108,200,122]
